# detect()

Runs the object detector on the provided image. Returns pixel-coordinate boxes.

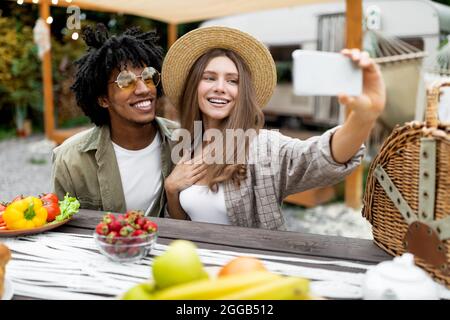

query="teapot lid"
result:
[373,253,431,283]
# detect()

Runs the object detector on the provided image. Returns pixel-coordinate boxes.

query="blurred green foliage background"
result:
[0,1,199,138]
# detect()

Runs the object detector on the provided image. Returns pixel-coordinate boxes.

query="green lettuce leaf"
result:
[55,193,80,222]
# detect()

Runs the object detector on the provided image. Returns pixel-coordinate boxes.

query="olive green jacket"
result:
[51,117,179,217]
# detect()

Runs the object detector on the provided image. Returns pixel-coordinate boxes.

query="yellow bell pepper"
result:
[3,196,48,230]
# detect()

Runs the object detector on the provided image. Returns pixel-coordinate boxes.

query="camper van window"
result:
[269,45,301,83]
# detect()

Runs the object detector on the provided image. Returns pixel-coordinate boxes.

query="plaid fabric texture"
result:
[223,127,364,230]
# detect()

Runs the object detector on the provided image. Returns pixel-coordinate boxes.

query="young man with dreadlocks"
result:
[51,24,178,216]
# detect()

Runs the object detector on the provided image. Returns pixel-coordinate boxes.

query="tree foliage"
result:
[0,1,200,131]
[0,16,41,114]
[434,0,450,5]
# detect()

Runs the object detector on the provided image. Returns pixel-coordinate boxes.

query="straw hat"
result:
[162,26,277,109]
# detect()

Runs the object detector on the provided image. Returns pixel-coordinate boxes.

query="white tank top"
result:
[179,184,230,225]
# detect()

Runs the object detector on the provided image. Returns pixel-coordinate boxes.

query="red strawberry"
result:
[126,215,138,225]
[116,215,127,228]
[106,231,118,244]
[95,222,109,235]
[136,217,147,229]
[127,247,141,257]
[102,213,116,225]
[144,220,158,233]
[105,247,116,254]
[136,210,144,217]
[119,225,135,237]
[124,210,137,219]
[125,217,139,229]
[132,229,146,237]
[108,220,124,232]
[126,210,145,223]
[126,210,144,217]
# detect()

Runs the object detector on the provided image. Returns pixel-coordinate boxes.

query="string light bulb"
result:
[32,0,39,3]
[46,16,53,24]
[65,0,73,3]
[51,0,59,4]
[71,32,79,40]
[17,0,24,4]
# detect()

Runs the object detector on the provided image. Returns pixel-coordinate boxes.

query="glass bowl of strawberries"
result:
[94,211,158,263]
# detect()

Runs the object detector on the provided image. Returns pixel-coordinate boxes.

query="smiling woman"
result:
[162,26,386,230]
[168,47,265,190]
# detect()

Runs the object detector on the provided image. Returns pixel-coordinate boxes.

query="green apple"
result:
[122,282,155,300]
[152,240,209,289]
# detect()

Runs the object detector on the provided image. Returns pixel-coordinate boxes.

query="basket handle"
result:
[426,80,450,127]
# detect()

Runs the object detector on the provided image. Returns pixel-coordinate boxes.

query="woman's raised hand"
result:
[338,48,386,123]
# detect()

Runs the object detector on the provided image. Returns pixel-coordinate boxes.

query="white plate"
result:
[2,278,14,300]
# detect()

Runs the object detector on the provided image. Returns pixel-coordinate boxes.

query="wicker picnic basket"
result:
[363,80,450,287]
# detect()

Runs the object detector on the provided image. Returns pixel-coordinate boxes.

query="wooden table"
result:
[12,209,392,300]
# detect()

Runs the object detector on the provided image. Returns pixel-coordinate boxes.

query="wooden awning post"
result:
[39,0,55,140]
[167,23,178,48]
[344,0,363,209]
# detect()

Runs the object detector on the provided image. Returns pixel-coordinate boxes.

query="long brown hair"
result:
[179,48,265,191]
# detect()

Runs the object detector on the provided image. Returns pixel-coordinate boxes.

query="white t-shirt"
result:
[179,184,230,225]
[112,133,162,212]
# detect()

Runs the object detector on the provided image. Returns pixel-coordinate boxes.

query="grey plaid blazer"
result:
[222,127,364,230]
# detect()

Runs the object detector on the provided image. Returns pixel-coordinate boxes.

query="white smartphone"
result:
[292,50,362,96]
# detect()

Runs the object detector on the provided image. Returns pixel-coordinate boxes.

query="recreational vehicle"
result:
[201,0,450,130]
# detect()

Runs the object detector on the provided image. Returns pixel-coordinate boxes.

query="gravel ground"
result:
[0,134,373,239]
[0,135,53,200]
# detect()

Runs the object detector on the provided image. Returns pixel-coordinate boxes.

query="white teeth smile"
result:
[208,98,229,104]
[132,100,152,109]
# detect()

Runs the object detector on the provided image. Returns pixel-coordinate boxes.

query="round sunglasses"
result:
[110,67,161,90]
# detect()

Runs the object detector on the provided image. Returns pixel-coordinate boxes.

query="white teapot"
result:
[362,253,439,300]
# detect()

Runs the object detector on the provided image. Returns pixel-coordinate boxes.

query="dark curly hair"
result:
[71,23,164,126]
